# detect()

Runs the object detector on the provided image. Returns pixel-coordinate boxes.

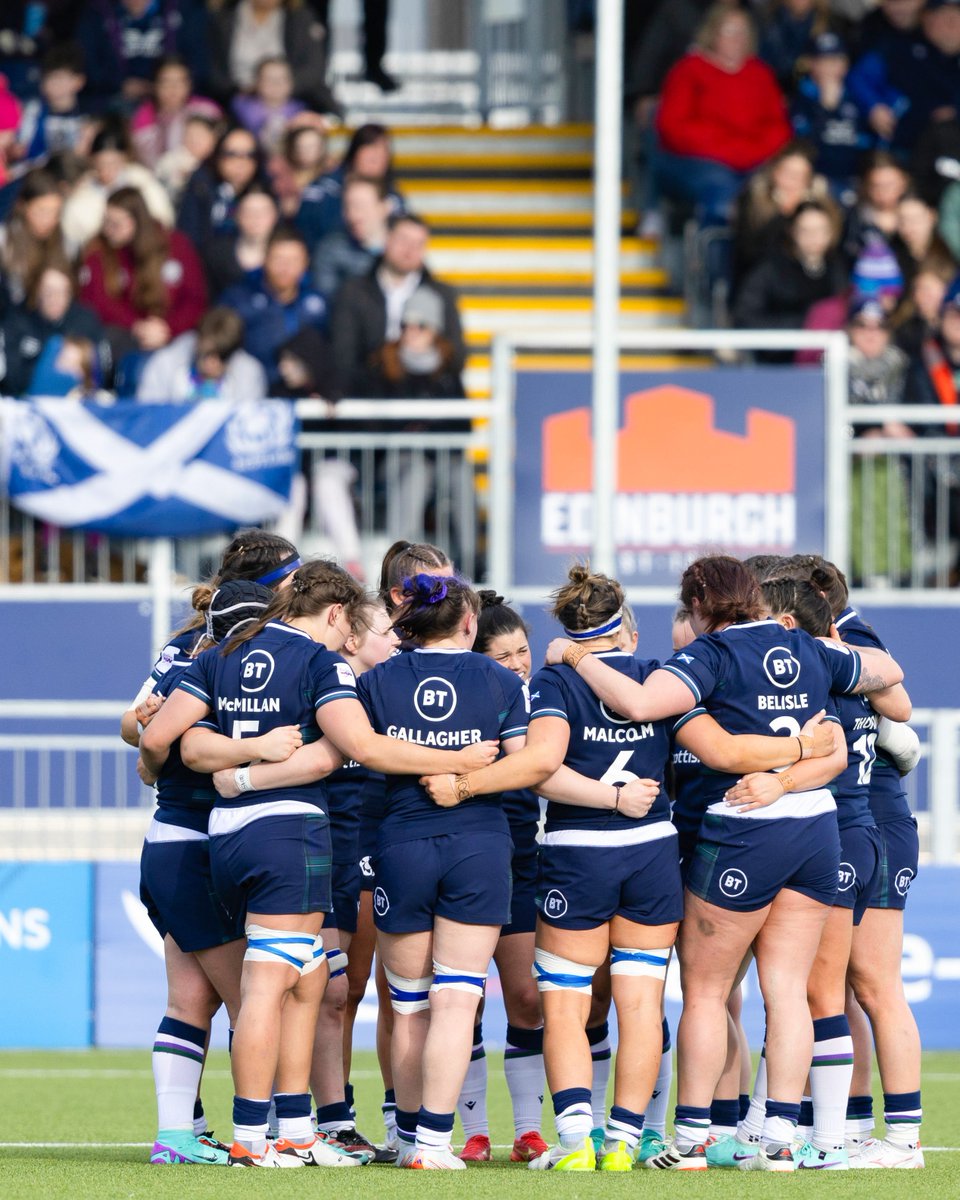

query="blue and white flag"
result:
[0,398,299,537]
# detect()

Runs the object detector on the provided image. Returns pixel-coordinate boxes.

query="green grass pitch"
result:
[0,1048,957,1198]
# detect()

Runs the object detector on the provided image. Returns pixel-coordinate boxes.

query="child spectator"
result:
[846,294,913,585]
[177,125,269,249]
[219,223,327,384]
[652,5,792,226]
[131,57,221,172]
[312,174,390,300]
[791,31,873,205]
[76,0,208,112]
[732,141,832,284]
[202,182,278,295]
[842,150,910,264]
[0,73,23,187]
[331,213,464,395]
[79,185,207,360]
[17,45,90,165]
[0,264,110,396]
[0,169,68,310]
[296,123,403,247]
[61,122,174,254]
[137,306,267,401]
[733,198,848,332]
[358,286,465,401]
[232,56,305,154]
[893,190,956,286]
[155,113,222,204]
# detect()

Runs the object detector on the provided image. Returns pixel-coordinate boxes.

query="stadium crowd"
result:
[126,536,924,1173]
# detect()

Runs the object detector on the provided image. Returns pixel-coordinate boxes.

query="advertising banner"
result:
[0,863,93,1047]
[513,367,826,588]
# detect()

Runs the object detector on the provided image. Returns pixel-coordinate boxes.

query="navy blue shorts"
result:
[323,859,361,934]
[140,837,243,953]
[867,815,919,910]
[373,831,512,934]
[536,833,684,931]
[358,814,379,891]
[835,825,882,924]
[686,811,840,912]
[210,812,331,921]
[675,825,699,886]
[501,842,538,937]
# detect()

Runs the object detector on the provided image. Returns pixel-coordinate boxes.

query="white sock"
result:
[504,1024,545,1137]
[810,1016,854,1152]
[883,1090,922,1149]
[456,1034,488,1138]
[554,1090,593,1150]
[275,1092,314,1144]
[587,1022,612,1129]
[737,1045,767,1143]
[646,1022,672,1138]
[152,1017,205,1133]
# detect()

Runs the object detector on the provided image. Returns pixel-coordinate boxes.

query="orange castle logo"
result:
[542,385,795,494]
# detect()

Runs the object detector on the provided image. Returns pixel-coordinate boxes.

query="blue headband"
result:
[563,608,624,641]
[257,554,302,587]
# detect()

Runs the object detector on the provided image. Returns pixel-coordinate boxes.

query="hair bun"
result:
[477,588,505,610]
[405,573,448,605]
[568,563,590,585]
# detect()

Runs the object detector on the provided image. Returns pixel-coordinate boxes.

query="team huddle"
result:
[124,534,924,1173]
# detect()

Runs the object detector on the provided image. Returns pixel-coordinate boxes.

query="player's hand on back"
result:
[799,709,837,758]
[213,767,240,798]
[256,725,303,761]
[419,773,459,806]
[136,692,164,729]
[136,756,158,787]
[452,739,499,773]
[545,638,573,665]
[616,778,660,819]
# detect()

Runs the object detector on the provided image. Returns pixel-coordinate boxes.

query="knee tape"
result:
[245,925,325,975]
[430,962,486,998]
[610,946,671,980]
[384,966,432,1014]
[532,948,596,993]
[325,946,348,979]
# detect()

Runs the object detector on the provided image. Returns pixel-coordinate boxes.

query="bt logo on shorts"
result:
[373,886,390,915]
[762,646,801,690]
[543,890,568,918]
[240,649,275,692]
[359,856,374,878]
[895,868,915,897]
[838,862,857,893]
[414,677,458,722]
[719,869,748,898]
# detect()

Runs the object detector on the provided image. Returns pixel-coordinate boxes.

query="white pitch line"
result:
[0,1142,958,1153]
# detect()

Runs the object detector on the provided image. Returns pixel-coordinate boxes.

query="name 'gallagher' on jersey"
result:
[664,619,861,818]
[529,651,672,833]
[357,647,528,842]
[178,620,358,810]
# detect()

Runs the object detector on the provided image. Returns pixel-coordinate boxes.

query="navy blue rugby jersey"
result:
[323,757,366,859]
[151,663,216,834]
[665,619,861,812]
[360,770,386,821]
[178,620,358,810]
[669,706,709,837]
[529,651,672,833]
[835,605,911,825]
[831,692,878,831]
[501,788,540,849]
[357,647,528,842]
[149,629,201,684]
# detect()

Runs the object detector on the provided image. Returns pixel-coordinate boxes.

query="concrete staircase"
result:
[375,124,685,398]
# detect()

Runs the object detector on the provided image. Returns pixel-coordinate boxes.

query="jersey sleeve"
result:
[817,639,862,695]
[528,667,569,724]
[149,635,196,683]
[660,638,720,704]
[311,649,359,710]
[672,704,708,735]
[176,648,215,706]
[499,673,530,742]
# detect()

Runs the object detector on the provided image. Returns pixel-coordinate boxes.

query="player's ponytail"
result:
[551,563,624,641]
[391,573,479,644]
[761,577,833,637]
[222,559,365,654]
[679,556,763,632]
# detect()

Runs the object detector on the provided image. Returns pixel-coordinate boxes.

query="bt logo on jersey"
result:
[762,646,801,690]
[414,678,458,723]
[241,649,275,692]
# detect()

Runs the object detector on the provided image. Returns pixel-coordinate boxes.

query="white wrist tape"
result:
[235,766,255,793]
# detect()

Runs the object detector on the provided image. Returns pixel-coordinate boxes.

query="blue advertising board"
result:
[0,862,93,1046]
[514,367,827,588]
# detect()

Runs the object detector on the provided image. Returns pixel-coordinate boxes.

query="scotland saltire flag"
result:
[0,398,299,537]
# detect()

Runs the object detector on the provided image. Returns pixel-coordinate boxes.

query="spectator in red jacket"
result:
[652,4,792,224]
[79,185,207,359]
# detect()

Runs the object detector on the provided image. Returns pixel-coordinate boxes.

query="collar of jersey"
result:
[413,646,470,654]
[834,607,857,627]
[720,619,781,634]
[265,620,312,640]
